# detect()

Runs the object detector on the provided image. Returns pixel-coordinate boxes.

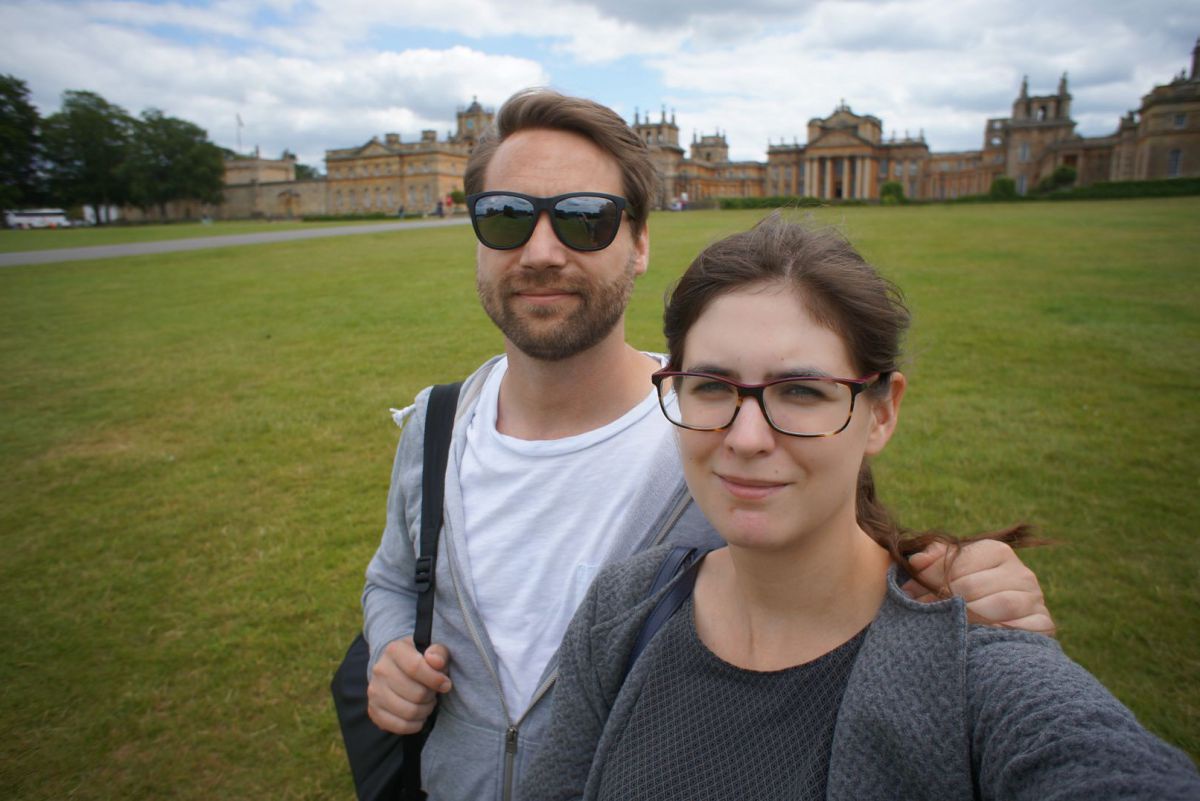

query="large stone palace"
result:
[143,39,1199,221]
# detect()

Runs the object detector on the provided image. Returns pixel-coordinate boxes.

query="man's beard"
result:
[477,259,636,361]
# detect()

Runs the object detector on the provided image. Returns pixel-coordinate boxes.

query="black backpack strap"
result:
[412,381,461,653]
[624,546,709,680]
[401,381,462,801]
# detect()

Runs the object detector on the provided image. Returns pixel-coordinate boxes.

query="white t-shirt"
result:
[459,356,672,717]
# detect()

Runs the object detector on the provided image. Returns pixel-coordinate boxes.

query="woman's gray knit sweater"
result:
[523,545,1200,801]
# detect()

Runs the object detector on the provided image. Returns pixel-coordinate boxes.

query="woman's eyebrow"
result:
[683,364,836,380]
[683,363,735,376]
[766,367,835,380]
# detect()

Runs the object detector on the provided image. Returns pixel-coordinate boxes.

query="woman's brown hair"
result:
[663,214,1035,594]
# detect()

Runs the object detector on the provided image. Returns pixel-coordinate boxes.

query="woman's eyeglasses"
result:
[652,370,884,438]
[467,191,627,252]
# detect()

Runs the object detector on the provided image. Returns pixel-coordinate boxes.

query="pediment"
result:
[827,110,861,126]
[358,141,392,157]
[808,130,869,151]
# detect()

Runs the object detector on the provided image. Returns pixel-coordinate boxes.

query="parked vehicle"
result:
[4,209,71,229]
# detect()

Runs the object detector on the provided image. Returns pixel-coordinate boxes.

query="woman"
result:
[522,216,1199,800]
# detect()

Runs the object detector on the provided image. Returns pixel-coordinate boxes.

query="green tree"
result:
[124,108,224,218]
[295,163,321,180]
[989,176,1017,200]
[41,90,133,223]
[0,75,43,218]
[449,188,466,205]
[880,181,905,205]
[1035,164,1078,194]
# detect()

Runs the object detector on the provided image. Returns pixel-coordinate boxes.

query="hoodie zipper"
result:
[502,725,519,801]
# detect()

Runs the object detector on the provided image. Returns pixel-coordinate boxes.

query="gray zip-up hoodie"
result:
[362,356,722,801]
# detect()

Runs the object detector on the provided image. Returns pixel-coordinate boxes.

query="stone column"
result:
[823,158,832,199]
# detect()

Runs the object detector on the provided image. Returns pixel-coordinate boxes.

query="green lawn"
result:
[1,198,1197,798]
[0,218,417,253]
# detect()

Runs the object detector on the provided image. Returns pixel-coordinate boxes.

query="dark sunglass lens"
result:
[473,194,536,248]
[552,196,620,250]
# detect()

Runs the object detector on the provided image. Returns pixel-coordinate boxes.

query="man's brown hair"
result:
[464,88,657,235]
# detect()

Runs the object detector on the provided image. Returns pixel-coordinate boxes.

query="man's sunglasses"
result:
[466,191,628,252]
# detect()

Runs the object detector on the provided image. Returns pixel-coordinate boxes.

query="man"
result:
[357,89,1052,800]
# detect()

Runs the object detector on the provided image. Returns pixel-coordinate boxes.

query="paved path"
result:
[0,216,471,268]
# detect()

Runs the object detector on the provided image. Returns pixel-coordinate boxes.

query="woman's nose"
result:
[724,395,776,455]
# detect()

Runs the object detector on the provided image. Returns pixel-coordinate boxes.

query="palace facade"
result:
[321,98,492,215]
[124,39,1198,222]
[639,36,1200,205]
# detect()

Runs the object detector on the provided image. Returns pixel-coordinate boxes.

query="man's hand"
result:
[367,636,453,734]
[902,540,1056,636]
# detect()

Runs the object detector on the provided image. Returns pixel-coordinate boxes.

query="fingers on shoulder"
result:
[964,589,1052,631]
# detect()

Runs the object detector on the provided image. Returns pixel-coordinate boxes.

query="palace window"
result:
[1168,149,1183,178]
[1174,113,1187,129]
[1019,143,1030,163]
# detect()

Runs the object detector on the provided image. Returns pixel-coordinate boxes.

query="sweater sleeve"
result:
[968,627,1200,800]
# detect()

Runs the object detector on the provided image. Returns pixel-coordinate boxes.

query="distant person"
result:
[345,89,1054,800]
[523,217,1200,800]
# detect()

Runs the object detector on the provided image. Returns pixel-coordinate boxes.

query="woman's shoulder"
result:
[589,544,688,616]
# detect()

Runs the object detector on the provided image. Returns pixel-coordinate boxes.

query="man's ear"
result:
[864,371,906,457]
[631,222,650,277]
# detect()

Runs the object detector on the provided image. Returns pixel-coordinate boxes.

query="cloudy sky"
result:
[2,0,1197,169]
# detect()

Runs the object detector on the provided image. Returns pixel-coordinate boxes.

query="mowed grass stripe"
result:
[0,218,424,254]
[1,198,1196,799]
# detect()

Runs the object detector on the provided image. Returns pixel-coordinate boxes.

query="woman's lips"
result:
[718,474,787,500]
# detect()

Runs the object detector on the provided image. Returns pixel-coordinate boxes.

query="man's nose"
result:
[519,211,568,268]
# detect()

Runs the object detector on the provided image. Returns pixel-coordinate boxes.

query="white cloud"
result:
[643,0,1200,159]
[0,0,1196,169]
[77,0,256,37]
[0,1,548,166]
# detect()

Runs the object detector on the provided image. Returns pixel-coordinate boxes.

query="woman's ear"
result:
[864,371,906,456]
